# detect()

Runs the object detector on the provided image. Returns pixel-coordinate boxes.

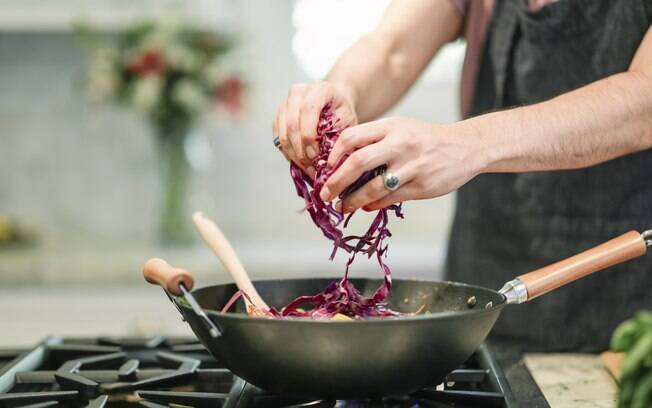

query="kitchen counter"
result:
[524,353,617,407]
[489,337,619,408]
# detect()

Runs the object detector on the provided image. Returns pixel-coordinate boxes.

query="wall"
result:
[0,1,462,286]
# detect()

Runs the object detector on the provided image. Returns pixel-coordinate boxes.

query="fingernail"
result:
[320,186,331,202]
[362,206,373,212]
[334,199,342,211]
[306,146,317,160]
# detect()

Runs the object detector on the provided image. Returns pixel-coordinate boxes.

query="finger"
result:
[285,84,309,163]
[304,163,316,180]
[272,111,279,138]
[299,83,333,161]
[362,182,421,211]
[272,118,283,150]
[278,143,315,179]
[333,103,358,128]
[320,139,397,202]
[277,142,292,162]
[276,100,314,179]
[277,103,296,162]
[327,120,389,167]
[273,113,294,163]
[341,166,416,213]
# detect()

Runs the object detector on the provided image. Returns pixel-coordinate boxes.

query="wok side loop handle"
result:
[143,257,221,338]
[501,230,649,304]
[143,258,194,296]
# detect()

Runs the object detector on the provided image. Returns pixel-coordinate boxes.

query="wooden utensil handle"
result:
[192,211,270,311]
[518,230,647,300]
[143,258,194,296]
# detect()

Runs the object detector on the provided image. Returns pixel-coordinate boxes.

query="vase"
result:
[154,119,194,245]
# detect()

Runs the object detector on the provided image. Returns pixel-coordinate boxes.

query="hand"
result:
[319,117,486,212]
[272,81,357,178]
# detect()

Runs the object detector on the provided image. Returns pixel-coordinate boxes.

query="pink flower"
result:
[127,50,166,77]
[216,76,244,114]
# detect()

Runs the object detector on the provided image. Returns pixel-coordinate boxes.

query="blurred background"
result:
[0,0,464,346]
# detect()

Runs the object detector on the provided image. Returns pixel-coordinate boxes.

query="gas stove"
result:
[0,337,547,408]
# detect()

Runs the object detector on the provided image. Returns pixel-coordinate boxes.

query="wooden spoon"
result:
[192,211,270,313]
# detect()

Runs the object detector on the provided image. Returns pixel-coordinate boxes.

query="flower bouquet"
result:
[82,20,244,244]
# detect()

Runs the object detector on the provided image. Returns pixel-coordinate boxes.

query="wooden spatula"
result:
[192,211,270,313]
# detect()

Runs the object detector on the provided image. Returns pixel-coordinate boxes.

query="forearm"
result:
[465,71,652,174]
[327,0,461,122]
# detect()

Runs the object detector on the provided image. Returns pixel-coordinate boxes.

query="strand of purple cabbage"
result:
[220,106,403,318]
[281,105,404,318]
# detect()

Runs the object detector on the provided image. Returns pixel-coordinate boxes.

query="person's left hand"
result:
[319,117,486,212]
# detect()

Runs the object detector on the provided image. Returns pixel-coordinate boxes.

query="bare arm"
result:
[327,0,462,122]
[273,0,462,172]
[471,27,652,174]
[320,27,652,212]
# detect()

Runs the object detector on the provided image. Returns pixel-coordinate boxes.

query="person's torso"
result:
[445,0,652,352]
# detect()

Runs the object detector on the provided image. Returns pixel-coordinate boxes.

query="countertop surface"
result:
[489,337,618,408]
[524,353,617,408]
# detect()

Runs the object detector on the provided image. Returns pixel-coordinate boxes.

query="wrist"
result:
[449,120,491,177]
[455,113,516,175]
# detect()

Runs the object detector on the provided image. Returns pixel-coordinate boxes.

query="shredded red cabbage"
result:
[222,106,403,319]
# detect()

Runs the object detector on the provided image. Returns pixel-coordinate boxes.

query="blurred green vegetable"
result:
[176,296,191,308]
[611,311,652,408]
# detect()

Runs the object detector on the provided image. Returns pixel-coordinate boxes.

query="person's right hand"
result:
[272,81,357,178]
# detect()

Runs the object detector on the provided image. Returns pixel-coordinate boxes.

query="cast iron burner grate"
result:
[0,337,516,408]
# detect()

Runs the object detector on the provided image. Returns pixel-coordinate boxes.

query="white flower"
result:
[165,42,200,72]
[88,71,119,102]
[130,76,163,114]
[87,48,119,101]
[171,79,209,115]
[202,61,223,87]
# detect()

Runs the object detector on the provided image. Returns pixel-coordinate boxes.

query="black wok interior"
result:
[191,277,505,316]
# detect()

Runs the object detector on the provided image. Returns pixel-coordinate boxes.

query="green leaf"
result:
[621,333,652,380]
[619,377,637,408]
[612,320,644,352]
[631,372,652,408]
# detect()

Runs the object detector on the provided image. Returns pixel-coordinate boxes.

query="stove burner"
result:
[0,337,518,408]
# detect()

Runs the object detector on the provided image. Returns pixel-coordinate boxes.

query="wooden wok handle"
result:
[143,258,194,296]
[518,230,647,300]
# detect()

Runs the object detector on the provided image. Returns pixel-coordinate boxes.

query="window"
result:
[292,0,465,84]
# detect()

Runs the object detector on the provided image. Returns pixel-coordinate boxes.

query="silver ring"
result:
[383,172,400,191]
[273,136,281,148]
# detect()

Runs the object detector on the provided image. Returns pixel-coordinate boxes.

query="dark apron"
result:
[445,0,652,352]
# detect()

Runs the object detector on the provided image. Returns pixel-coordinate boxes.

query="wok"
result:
[145,229,651,398]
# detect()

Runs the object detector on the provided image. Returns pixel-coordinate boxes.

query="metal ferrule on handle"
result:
[499,229,650,305]
[643,229,652,247]
[143,258,221,338]
[498,279,528,305]
[178,284,221,338]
